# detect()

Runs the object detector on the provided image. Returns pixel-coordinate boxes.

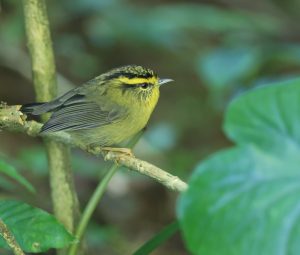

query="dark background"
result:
[1,0,300,254]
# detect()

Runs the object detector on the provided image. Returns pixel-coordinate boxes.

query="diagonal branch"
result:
[0,103,188,192]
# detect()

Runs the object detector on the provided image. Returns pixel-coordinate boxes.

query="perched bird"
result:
[21,65,172,153]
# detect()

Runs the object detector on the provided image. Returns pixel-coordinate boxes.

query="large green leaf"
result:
[0,200,74,253]
[178,78,300,255]
[225,79,300,151]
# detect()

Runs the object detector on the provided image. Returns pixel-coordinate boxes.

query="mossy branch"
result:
[22,0,80,242]
[0,104,188,192]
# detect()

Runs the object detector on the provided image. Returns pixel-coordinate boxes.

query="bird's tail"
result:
[20,102,49,115]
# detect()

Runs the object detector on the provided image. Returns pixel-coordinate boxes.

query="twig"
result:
[105,152,187,191]
[0,104,188,192]
[0,218,25,255]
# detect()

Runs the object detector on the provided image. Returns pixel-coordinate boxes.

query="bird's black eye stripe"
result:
[120,83,151,94]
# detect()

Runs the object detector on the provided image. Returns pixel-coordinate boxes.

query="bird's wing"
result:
[40,94,126,133]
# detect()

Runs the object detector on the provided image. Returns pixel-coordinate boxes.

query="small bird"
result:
[21,65,173,154]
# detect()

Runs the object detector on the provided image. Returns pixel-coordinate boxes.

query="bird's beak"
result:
[158,78,173,86]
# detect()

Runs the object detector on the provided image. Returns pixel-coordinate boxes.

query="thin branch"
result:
[0,218,25,255]
[105,152,187,191]
[0,104,188,192]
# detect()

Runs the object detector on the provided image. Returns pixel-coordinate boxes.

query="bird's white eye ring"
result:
[140,83,149,89]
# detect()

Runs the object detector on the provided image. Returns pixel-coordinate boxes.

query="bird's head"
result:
[102,65,173,106]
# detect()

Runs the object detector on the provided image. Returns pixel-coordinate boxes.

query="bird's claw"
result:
[101,147,134,159]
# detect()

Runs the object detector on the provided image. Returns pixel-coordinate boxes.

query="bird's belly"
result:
[70,111,150,147]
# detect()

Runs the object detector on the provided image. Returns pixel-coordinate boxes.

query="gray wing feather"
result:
[23,79,123,133]
[40,96,124,133]
[41,103,104,133]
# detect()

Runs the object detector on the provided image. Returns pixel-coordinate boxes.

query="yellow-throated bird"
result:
[21,65,173,153]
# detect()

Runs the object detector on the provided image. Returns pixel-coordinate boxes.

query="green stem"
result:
[68,163,119,255]
[68,133,142,255]
[132,220,179,255]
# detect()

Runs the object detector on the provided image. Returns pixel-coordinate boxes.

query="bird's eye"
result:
[140,83,149,89]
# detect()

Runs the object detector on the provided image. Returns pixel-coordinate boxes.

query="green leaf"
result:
[133,221,179,255]
[178,78,300,255]
[0,160,35,193]
[0,200,74,253]
[224,79,300,151]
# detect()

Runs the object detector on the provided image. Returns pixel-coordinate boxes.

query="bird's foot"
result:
[101,147,134,158]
